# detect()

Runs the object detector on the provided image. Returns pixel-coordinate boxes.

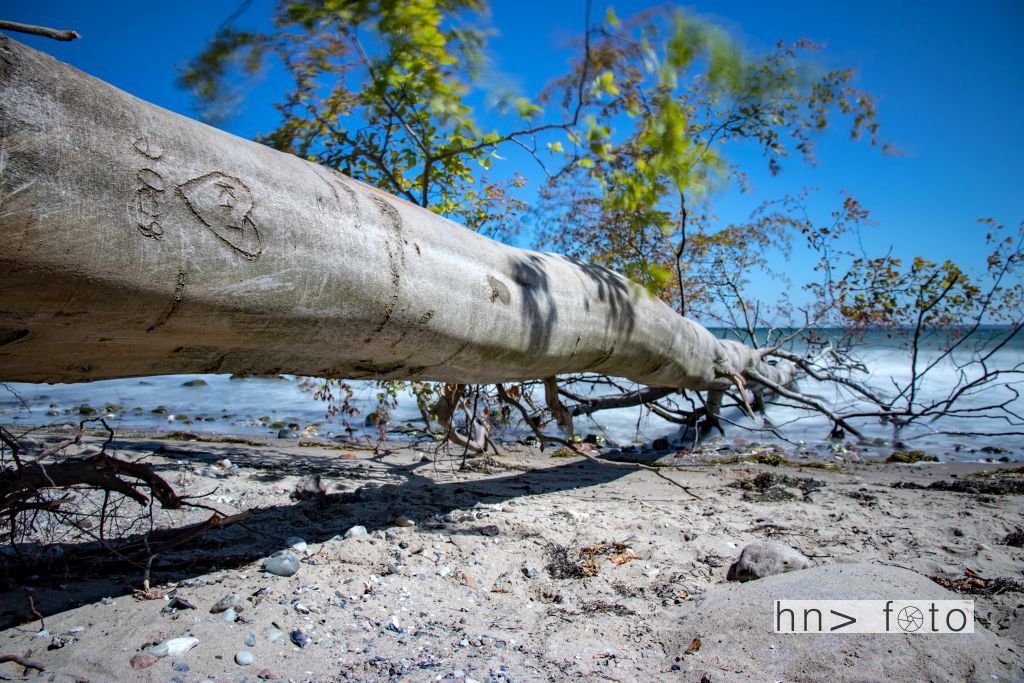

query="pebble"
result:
[210,592,242,613]
[480,525,500,537]
[263,550,301,577]
[344,525,369,538]
[67,626,85,634]
[286,536,308,553]
[245,633,257,647]
[149,636,200,657]
[278,428,298,439]
[268,628,285,644]
[129,653,159,670]
[386,615,405,634]
[220,607,237,622]
[394,516,416,527]
[164,596,196,611]
[290,630,310,648]
[235,651,254,666]
[171,661,190,673]
[48,634,75,650]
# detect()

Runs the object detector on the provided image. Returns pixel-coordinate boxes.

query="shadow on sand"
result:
[0,434,639,628]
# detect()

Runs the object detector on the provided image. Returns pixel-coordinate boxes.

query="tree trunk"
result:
[0,36,792,392]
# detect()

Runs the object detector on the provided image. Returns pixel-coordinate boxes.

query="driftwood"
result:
[0,35,793,397]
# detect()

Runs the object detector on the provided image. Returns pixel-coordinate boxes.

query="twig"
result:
[0,654,46,671]
[26,592,44,630]
[572,450,705,500]
[0,20,79,42]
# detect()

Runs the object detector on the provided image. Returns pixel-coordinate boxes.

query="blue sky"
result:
[5,1,1023,309]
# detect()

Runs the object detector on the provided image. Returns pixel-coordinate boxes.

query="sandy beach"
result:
[1,430,1022,682]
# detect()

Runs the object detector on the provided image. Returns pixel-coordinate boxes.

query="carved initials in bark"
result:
[177,172,263,259]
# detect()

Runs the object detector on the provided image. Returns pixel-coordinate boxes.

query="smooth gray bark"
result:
[0,35,792,392]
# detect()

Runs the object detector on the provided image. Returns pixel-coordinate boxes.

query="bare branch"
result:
[0,20,79,42]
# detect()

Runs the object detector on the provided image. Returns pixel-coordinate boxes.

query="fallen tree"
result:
[0,35,793,401]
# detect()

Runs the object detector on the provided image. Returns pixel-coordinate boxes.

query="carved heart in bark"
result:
[177,172,262,259]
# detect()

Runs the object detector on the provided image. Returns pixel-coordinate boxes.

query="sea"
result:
[2,328,1021,462]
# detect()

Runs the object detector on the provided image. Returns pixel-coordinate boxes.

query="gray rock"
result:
[268,628,285,644]
[234,651,253,666]
[263,550,300,577]
[673,564,1022,680]
[48,634,76,650]
[344,525,368,538]
[726,542,812,582]
[210,592,242,613]
[277,428,297,439]
[291,474,327,500]
[285,536,308,553]
[219,607,237,622]
[290,630,309,648]
[245,632,256,647]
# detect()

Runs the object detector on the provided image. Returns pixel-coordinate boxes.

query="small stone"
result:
[393,516,416,527]
[67,626,85,634]
[480,525,500,537]
[726,542,812,582]
[130,653,159,670]
[344,525,369,538]
[257,669,277,680]
[220,607,237,622]
[278,428,298,439]
[268,628,285,644]
[521,567,538,578]
[290,630,309,648]
[182,379,208,387]
[263,551,301,577]
[385,615,405,634]
[235,651,254,666]
[48,634,76,650]
[148,636,200,657]
[286,536,308,553]
[210,592,243,613]
[165,596,196,611]
[171,661,190,673]
[292,474,327,499]
[215,458,232,470]
[245,632,257,647]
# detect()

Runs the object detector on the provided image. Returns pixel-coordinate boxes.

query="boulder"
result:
[726,542,812,581]
[669,564,1022,681]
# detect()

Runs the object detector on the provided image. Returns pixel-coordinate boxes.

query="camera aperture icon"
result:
[897,606,925,632]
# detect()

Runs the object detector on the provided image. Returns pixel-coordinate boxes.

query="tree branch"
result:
[0,20,79,42]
